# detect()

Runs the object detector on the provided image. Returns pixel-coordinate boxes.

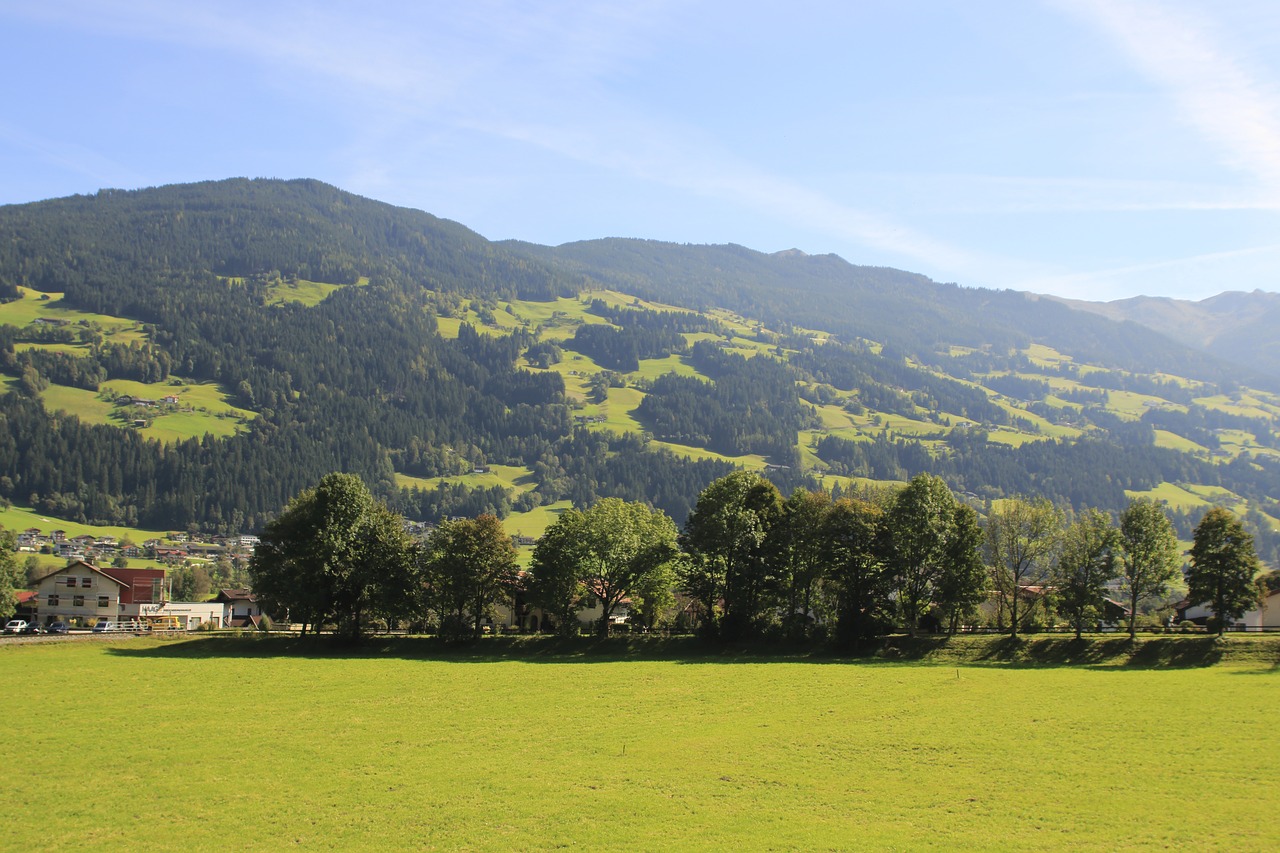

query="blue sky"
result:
[1,0,1278,301]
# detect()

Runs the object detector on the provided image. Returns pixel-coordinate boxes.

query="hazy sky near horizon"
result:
[1,1,1278,302]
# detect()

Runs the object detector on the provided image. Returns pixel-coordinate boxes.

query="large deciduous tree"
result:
[248,473,415,641]
[679,471,782,640]
[1053,508,1120,639]
[767,489,833,641]
[883,474,975,636]
[935,502,988,635]
[1118,498,1182,640]
[526,512,589,637]
[420,514,519,641]
[528,498,678,637]
[1187,507,1261,636]
[821,497,888,645]
[985,497,1062,638]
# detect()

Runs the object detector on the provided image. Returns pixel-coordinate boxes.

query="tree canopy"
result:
[1187,507,1261,635]
[248,472,414,641]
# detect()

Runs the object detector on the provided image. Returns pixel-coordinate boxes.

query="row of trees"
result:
[246,470,1266,643]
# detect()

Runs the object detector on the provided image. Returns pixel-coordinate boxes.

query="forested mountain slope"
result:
[1,178,1278,563]
[503,238,1269,389]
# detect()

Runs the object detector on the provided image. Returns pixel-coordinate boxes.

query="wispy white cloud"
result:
[6,0,1006,280]
[836,172,1280,214]
[1056,0,1280,195]
[1022,243,1280,301]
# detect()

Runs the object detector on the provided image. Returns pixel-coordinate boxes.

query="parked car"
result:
[47,622,69,634]
[4,620,28,634]
[91,621,116,633]
[20,622,43,635]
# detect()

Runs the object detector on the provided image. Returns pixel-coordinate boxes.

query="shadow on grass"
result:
[101,632,1280,669]
[103,634,840,665]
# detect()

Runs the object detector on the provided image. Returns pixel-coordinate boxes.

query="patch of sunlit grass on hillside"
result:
[647,441,768,469]
[38,379,252,443]
[503,499,573,541]
[393,465,536,495]
[630,355,700,381]
[1,638,1273,850]
[1153,429,1208,454]
[985,429,1048,447]
[1123,482,1214,511]
[582,386,646,433]
[0,504,172,545]
[0,287,147,344]
[1195,394,1276,420]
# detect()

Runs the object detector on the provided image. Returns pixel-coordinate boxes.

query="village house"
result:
[1178,588,1280,631]
[213,588,263,628]
[31,560,227,629]
[32,561,165,627]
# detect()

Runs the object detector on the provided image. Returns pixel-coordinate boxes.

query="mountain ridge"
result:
[1049,289,1280,378]
[1,177,1278,564]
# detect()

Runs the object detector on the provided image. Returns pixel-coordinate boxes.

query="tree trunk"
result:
[1128,588,1138,640]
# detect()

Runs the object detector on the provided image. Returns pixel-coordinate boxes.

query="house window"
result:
[73,595,84,607]
[65,576,78,587]
[98,596,109,608]
[81,577,93,588]
[47,594,59,607]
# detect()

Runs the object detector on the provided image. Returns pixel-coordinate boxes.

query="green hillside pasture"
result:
[1124,482,1216,512]
[583,385,646,434]
[1022,342,1074,368]
[540,352,608,402]
[852,410,948,439]
[435,312,519,339]
[985,429,1049,447]
[503,499,573,541]
[586,289,701,317]
[504,294,616,342]
[40,379,253,442]
[0,638,1274,851]
[649,440,768,470]
[991,399,1084,440]
[39,383,114,425]
[14,341,84,355]
[0,503,170,543]
[1183,483,1246,506]
[1195,393,1280,421]
[797,431,830,471]
[393,464,536,496]
[263,276,370,307]
[0,286,147,344]
[1153,428,1209,454]
[631,354,700,381]
[1214,429,1280,462]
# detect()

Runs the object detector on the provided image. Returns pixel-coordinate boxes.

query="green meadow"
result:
[0,635,1275,851]
[0,286,147,342]
[0,503,170,542]
[38,379,253,443]
[263,276,370,307]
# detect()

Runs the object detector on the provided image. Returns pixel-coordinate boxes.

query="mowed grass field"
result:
[1,636,1276,851]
